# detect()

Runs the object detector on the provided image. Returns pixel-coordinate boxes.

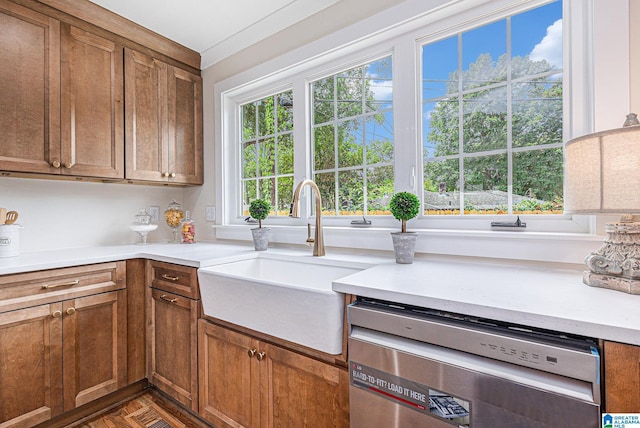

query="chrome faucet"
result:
[290,179,325,256]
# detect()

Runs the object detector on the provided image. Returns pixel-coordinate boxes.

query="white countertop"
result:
[333,257,640,346]
[2,242,639,346]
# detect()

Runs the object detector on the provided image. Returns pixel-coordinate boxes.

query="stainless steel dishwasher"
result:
[348,298,601,428]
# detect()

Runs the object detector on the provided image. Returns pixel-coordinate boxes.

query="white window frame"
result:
[213,0,629,263]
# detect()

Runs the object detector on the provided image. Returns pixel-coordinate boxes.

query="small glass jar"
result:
[181,210,195,243]
[164,200,184,243]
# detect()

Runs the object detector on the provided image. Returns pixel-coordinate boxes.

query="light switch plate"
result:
[149,206,160,223]
[205,206,216,222]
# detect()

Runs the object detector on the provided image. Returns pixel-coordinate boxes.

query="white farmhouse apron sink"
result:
[197,254,366,354]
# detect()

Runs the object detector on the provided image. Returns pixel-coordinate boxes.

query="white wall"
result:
[3,177,184,251]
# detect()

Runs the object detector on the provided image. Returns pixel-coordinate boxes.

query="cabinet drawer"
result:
[147,260,199,299]
[0,261,125,313]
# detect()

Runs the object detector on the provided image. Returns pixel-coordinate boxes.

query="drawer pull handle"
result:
[256,352,266,362]
[161,274,179,281]
[52,310,62,318]
[66,307,76,315]
[160,294,178,303]
[42,279,80,289]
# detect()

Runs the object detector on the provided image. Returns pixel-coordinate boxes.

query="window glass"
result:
[240,90,295,216]
[311,56,394,216]
[422,1,563,215]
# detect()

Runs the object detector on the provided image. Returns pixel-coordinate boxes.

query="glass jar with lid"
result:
[164,200,185,243]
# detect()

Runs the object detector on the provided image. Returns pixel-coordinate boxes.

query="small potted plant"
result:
[389,191,420,264]
[249,198,271,251]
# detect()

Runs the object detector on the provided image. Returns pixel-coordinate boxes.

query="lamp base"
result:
[583,221,640,294]
[583,271,640,294]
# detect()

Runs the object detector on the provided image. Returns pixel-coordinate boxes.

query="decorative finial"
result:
[623,113,640,127]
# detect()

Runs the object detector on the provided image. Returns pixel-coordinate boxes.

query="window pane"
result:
[463,154,508,213]
[242,103,256,140]
[311,56,394,216]
[512,1,562,78]
[513,147,563,214]
[259,138,275,176]
[367,165,394,214]
[277,176,294,215]
[423,35,458,100]
[338,118,363,168]
[243,180,257,215]
[424,100,459,158]
[366,112,394,164]
[277,133,294,174]
[242,142,257,178]
[277,90,294,132]
[512,79,562,148]
[314,125,335,171]
[338,169,364,215]
[313,77,334,124]
[462,87,507,153]
[258,178,275,205]
[424,158,460,214]
[314,171,336,215]
[365,57,393,112]
[462,20,506,90]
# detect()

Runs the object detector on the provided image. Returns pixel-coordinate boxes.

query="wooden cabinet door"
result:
[198,321,261,428]
[124,48,167,181]
[61,24,124,179]
[148,288,199,412]
[261,343,349,428]
[62,290,127,411]
[167,65,203,185]
[604,341,640,412]
[0,0,61,174]
[0,303,63,427]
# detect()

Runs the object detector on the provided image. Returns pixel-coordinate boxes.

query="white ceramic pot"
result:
[0,224,21,258]
[390,231,418,264]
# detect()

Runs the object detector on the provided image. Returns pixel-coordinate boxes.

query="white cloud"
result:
[529,19,562,68]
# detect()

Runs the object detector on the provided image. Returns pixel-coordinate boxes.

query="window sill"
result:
[213,223,601,265]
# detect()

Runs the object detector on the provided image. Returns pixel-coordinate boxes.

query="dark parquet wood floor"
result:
[72,391,209,428]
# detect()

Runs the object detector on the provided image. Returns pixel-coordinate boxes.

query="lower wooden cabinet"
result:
[198,320,349,428]
[147,261,199,412]
[0,262,127,427]
[604,341,640,412]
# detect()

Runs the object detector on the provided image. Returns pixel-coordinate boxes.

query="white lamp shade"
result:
[565,126,640,214]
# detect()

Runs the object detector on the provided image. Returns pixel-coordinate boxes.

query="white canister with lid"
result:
[0,224,21,257]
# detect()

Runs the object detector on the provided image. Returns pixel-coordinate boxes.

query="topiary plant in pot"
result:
[389,191,420,263]
[249,198,272,251]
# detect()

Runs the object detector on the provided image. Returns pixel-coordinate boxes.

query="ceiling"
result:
[88,0,340,67]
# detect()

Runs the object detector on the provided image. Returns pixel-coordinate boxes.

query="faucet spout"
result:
[290,179,325,256]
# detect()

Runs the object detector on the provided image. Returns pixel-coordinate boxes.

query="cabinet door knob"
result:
[170,172,176,178]
[160,294,178,303]
[66,307,76,315]
[248,349,257,358]
[51,160,61,168]
[63,162,72,169]
[52,310,62,318]
[256,352,266,361]
[163,172,170,177]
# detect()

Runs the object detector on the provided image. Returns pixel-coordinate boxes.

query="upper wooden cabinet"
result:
[125,48,203,185]
[0,0,60,174]
[0,0,202,185]
[60,24,124,179]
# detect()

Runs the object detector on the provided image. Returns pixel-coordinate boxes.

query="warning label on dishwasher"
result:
[350,361,471,424]
[350,361,430,413]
